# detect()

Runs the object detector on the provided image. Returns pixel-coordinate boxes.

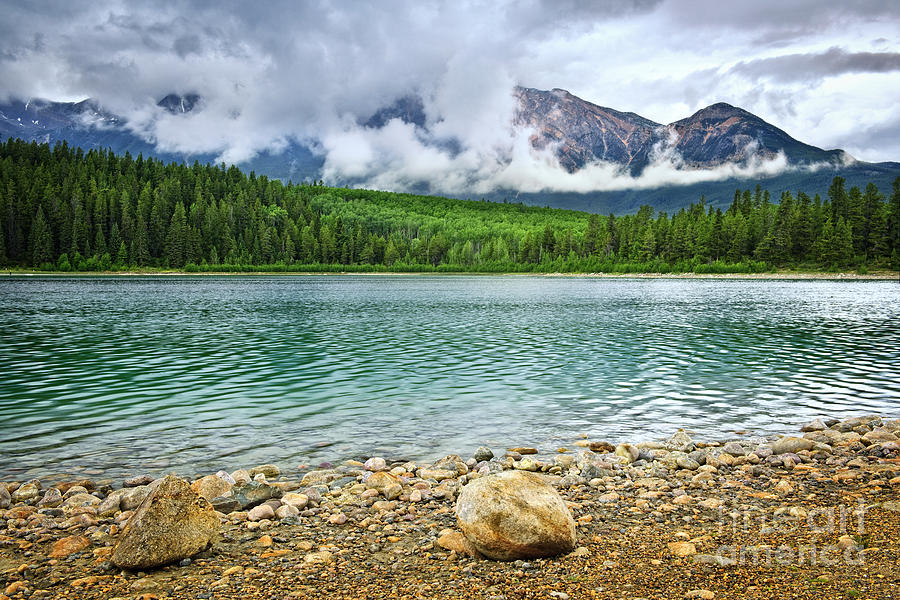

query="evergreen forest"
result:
[1,139,898,274]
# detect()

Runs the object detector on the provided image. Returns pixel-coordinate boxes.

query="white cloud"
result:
[0,0,897,190]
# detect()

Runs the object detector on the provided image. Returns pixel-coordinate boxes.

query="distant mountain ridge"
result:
[514,87,847,173]
[0,88,897,214]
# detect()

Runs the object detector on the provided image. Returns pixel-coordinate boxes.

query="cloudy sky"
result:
[1,0,898,192]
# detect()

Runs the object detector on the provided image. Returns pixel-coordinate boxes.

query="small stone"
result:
[123,474,154,487]
[801,419,827,432]
[598,491,619,503]
[191,475,233,501]
[257,534,273,547]
[771,436,814,455]
[281,492,309,509]
[372,500,397,512]
[721,442,746,456]
[130,577,159,592]
[473,446,494,462]
[774,480,794,495]
[11,481,41,503]
[5,581,27,596]
[836,535,858,550]
[685,590,715,599]
[275,504,300,519]
[409,489,423,503]
[673,494,692,505]
[509,447,538,455]
[578,442,616,454]
[231,469,252,484]
[668,541,697,557]
[416,467,458,481]
[365,471,400,490]
[210,496,240,514]
[364,457,388,472]
[615,444,640,464]
[699,498,723,510]
[666,430,695,452]
[569,546,590,558]
[61,492,101,513]
[328,513,348,525]
[514,457,539,471]
[249,464,280,479]
[437,529,480,557]
[676,457,700,471]
[882,501,900,512]
[248,504,275,521]
[383,483,402,500]
[862,429,899,445]
[37,487,63,508]
[49,535,91,558]
[304,550,333,565]
[230,481,277,508]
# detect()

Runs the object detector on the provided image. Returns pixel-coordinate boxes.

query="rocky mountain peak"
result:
[157,93,202,115]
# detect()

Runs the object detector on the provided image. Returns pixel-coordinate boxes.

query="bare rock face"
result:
[455,470,575,561]
[111,475,220,570]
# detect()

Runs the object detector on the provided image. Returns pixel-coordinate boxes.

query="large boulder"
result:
[455,470,575,561]
[111,475,219,570]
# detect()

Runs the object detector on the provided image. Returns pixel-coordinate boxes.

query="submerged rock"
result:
[111,475,219,570]
[455,470,575,561]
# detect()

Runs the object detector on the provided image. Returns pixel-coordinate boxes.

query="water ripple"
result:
[0,275,898,480]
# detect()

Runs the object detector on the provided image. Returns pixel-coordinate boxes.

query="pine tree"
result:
[164,202,187,267]
[30,206,53,266]
[115,241,128,267]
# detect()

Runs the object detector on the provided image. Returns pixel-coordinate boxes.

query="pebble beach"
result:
[2,415,899,600]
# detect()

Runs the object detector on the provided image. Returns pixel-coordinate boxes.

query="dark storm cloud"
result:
[0,0,897,188]
[730,47,900,84]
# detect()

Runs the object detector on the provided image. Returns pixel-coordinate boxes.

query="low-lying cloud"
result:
[0,0,898,181]
[319,102,809,195]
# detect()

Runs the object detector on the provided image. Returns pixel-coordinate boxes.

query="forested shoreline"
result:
[1,138,898,274]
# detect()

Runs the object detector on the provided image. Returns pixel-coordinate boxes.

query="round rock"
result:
[455,470,576,561]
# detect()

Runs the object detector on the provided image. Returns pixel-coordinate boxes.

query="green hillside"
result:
[1,139,897,273]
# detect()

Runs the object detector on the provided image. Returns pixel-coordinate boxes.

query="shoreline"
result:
[4,269,899,280]
[2,415,899,599]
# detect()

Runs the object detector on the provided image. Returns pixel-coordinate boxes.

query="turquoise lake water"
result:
[0,275,898,481]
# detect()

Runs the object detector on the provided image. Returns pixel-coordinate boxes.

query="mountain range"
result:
[1,88,896,214]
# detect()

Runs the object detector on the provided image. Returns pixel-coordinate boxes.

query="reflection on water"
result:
[0,275,898,480]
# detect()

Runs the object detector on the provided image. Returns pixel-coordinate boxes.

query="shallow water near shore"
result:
[0,275,898,481]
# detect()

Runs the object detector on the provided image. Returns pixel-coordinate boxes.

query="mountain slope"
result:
[669,102,844,166]
[514,87,848,171]
[0,90,896,214]
[514,87,665,173]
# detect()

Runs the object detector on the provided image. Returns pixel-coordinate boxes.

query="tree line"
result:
[1,138,898,273]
